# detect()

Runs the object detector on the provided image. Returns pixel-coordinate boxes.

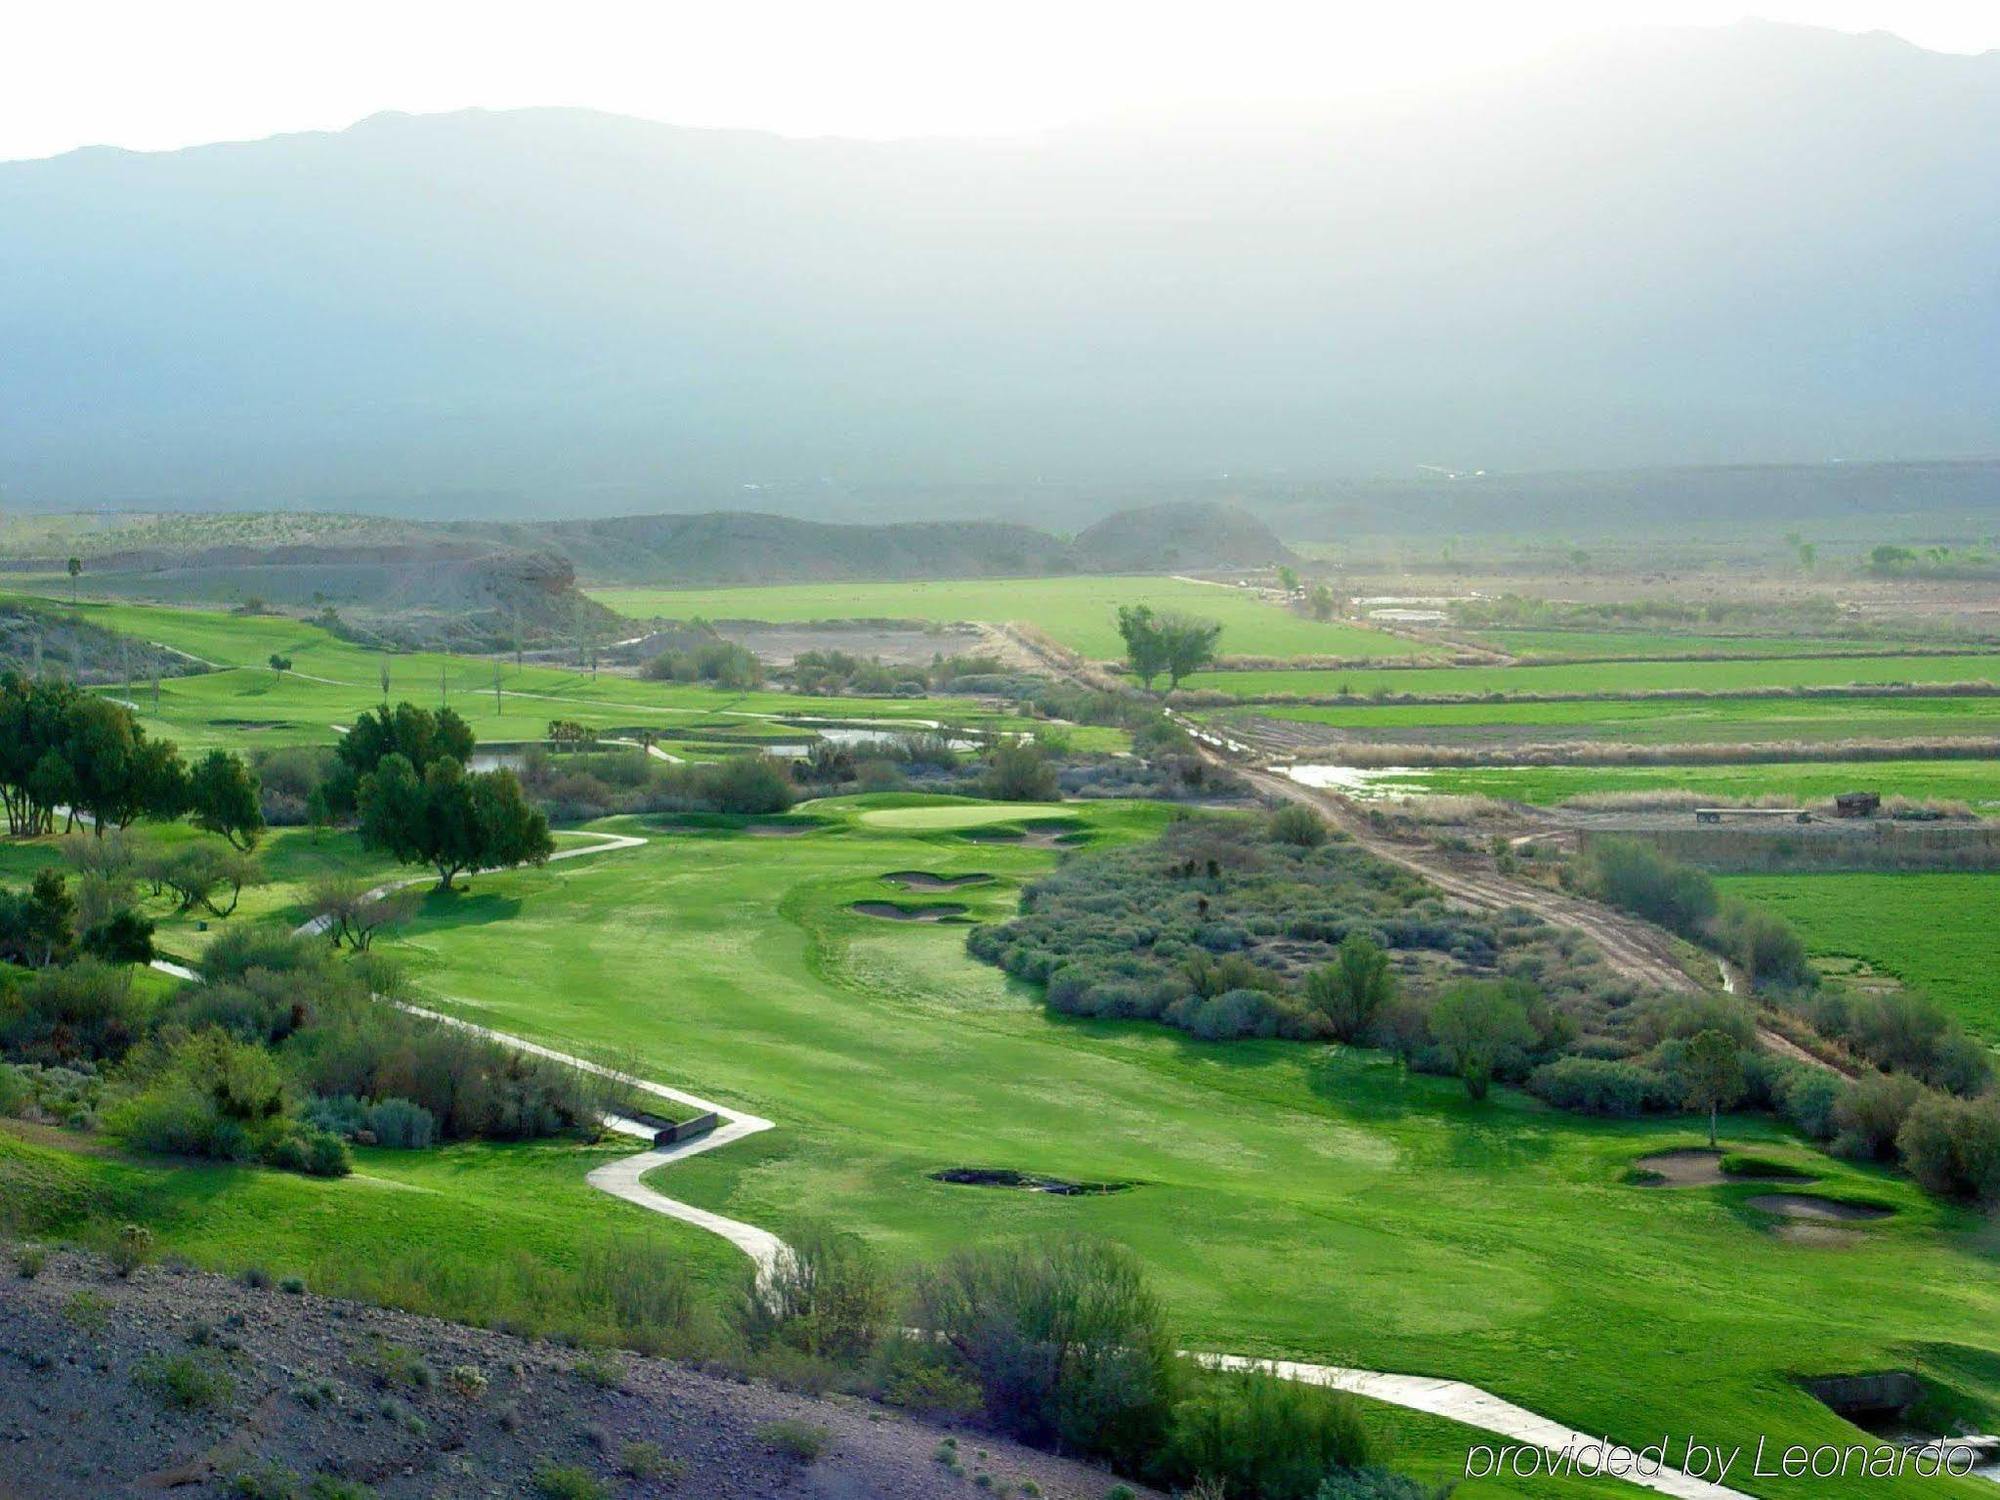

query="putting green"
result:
[853,801,1075,830]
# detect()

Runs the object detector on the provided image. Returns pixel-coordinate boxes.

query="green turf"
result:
[335,793,1997,1499]
[1376,761,2000,812]
[1718,873,2000,1041]
[1184,653,2000,699]
[589,577,1435,661]
[1,592,1061,753]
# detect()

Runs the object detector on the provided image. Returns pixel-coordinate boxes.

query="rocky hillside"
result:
[0,1245,1155,1500]
[0,600,201,685]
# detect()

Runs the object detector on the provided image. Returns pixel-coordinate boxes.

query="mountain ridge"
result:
[3,22,1995,516]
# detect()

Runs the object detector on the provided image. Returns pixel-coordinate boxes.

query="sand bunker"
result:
[963,828,1083,849]
[1746,1193,1892,1222]
[1632,1150,1818,1188]
[1630,1150,1731,1187]
[851,901,969,922]
[931,1168,1132,1196]
[881,871,994,890]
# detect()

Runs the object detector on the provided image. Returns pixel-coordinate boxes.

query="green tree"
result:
[357,753,553,891]
[267,653,292,673]
[1683,1028,1745,1149]
[1116,605,1169,690]
[187,750,264,850]
[1304,933,1397,1043]
[1426,981,1535,1100]
[0,868,78,967]
[325,701,476,816]
[1308,583,1337,622]
[1276,565,1300,593]
[66,556,81,602]
[1158,612,1223,689]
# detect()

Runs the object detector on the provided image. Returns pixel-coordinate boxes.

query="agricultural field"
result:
[590,576,1436,661]
[1465,629,1966,660]
[1369,759,2000,812]
[1215,693,2000,751]
[1718,873,2000,1041]
[1180,652,2000,699]
[339,795,1993,1499]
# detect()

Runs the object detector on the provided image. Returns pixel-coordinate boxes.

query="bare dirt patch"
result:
[852,901,970,922]
[882,871,995,890]
[1746,1193,1893,1222]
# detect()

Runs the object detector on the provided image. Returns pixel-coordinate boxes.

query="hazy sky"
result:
[5,1,1996,162]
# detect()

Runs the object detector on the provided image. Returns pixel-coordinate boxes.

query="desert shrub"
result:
[1159,1366,1372,1500]
[735,1221,891,1363]
[983,740,1060,802]
[1773,1063,1844,1141]
[1267,806,1327,848]
[1583,838,1718,935]
[1427,981,1536,1101]
[0,1064,23,1117]
[1832,1071,1925,1161]
[698,754,795,814]
[136,1352,234,1411]
[1897,1093,2000,1204]
[909,1236,1179,1471]
[0,959,144,1064]
[1165,988,1296,1041]
[111,1222,154,1276]
[619,1441,679,1480]
[1717,904,1813,989]
[1315,1470,1454,1500]
[877,1344,985,1416]
[1302,934,1395,1043]
[757,1420,833,1461]
[1527,1057,1662,1117]
[530,1466,607,1500]
[364,1097,438,1149]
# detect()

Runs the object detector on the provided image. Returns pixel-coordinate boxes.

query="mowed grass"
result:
[349,794,2000,1499]
[1221,694,2000,746]
[1184,652,2000,699]
[1383,760,2000,812]
[1718,873,2000,1041]
[0,825,404,962]
[2,593,1053,753]
[589,577,1436,661]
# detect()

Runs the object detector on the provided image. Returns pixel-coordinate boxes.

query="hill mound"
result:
[1072,502,1295,573]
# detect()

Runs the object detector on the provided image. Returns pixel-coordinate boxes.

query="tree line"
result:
[0,672,262,845]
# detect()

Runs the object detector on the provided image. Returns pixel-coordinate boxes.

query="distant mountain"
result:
[2,22,1996,517]
[493,512,1075,585]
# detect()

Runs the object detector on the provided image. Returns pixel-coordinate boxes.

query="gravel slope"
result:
[0,1248,1156,1500]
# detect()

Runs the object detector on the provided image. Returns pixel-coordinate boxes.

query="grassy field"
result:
[331,794,1998,1499]
[1718,873,2000,1041]
[1183,653,2000,699]
[589,577,1436,661]
[1218,694,2000,747]
[1371,760,2000,811]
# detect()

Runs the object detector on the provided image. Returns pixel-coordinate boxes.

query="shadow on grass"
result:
[412,891,525,933]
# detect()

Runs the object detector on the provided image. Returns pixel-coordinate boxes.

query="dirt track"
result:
[1235,761,1700,993]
